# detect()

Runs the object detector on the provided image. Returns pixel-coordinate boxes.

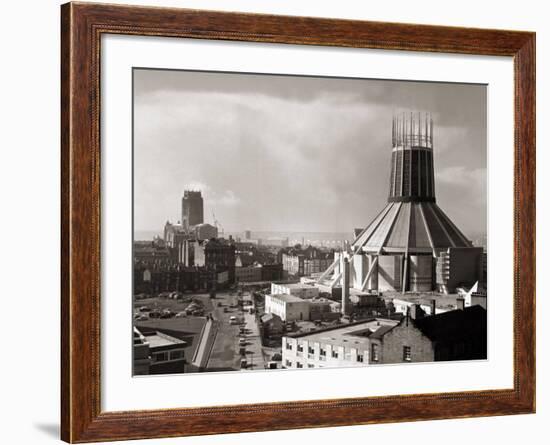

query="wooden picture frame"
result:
[61,2,535,442]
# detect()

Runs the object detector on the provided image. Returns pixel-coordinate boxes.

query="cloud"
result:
[436,166,486,189]
[133,69,487,236]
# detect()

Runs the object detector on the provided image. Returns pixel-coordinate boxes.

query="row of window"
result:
[370,344,411,362]
[152,349,185,363]
[287,342,362,361]
[286,343,412,363]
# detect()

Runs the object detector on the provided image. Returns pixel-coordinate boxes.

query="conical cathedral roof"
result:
[352,112,473,256]
[352,201,472,255]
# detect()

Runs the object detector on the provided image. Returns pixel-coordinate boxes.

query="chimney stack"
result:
[456,298,465,311]
[430,299,436,316]
[410,304,425,320]
[341,257,351,316]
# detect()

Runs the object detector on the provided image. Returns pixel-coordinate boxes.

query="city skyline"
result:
[134,69,487,238]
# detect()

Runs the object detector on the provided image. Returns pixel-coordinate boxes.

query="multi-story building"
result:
[371,305,487,363]
[270,282,319,299]
[282,305,486,368]
[281,246,334,277]
[180,238,235,284]
[282,319,399,369]
[181,190,204,230]
[134,241,171,266]
[133,327,186,375]
[235,265,263,283]
[264,294,310,322]
[261,263,284,281]
[134,264,218,294]
[192,238,236,284]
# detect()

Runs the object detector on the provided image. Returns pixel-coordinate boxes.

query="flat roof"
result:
[287,319,399,348]
[143,331,186,349]
[135,317,206,359]
[275,283,316,289]
[391,294,459,310]
[268,293,305,303]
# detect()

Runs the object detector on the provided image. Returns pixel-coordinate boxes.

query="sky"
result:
[133,69,487,238]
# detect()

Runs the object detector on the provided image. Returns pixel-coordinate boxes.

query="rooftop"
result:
[135,317,206,358]
[352,201,472,255]
[282,283,316,289]
[288,318,399,348]
[390,294,461,310]
[414,305,487,343]
[142,331,186,349]
[268,293,305,303]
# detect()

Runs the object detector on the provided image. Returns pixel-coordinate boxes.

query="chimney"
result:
[430,299,436,316]
[456,297,465,310]
[410,304,425,320]
[341,257,351,315]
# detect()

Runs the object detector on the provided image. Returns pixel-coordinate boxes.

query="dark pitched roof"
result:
[413,305,486,343]
[369,324,396,339]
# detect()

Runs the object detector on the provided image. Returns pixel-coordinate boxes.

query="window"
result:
[153,352,168,362]
[308,346,315,355]
[371,344,379,362]
[296,362,303,368]
[331,349,339,359]
[297,344,304,353]
[285,342,292,350]
[170,350,184,360]
[403,346,412,362]
[320,348,326,356]
[357,354,364,363]
[307,364,315,368]
[285,360,292,368]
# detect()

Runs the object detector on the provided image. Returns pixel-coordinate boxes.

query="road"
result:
[206,291,265,371]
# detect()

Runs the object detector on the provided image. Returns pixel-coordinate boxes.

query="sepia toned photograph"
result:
[132,68,487,376]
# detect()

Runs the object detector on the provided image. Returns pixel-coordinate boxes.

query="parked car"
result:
[175,312,186,318]
[138,306,151,312]
[135,315,148,321]
[149,310,161,319]
[238,338,247,346]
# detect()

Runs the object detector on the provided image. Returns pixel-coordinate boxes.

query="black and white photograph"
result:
[132,68,487,376]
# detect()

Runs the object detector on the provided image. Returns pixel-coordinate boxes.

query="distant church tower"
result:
[181,190,204,231]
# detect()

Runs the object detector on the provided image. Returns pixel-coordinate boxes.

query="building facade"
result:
[282,319,399,369]
[281,246,334,277]
[235,265,263,283]
[133,327,186,375]
[281,305,486,369]
[264,294,310,322]
[270,282,319,299]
